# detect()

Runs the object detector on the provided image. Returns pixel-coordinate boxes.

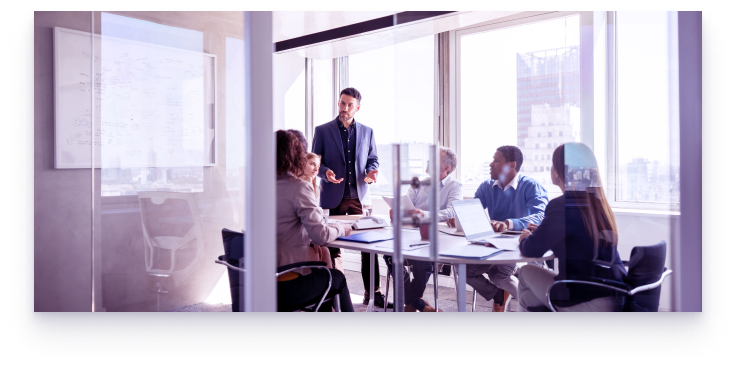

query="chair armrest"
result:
[546,278,631,312]
[277,261,328,275]
[629,269,672,296]
[215,256,246,273]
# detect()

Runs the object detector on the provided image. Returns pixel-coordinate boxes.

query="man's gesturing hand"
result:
[325,169,343,184]
[364,170,379,184]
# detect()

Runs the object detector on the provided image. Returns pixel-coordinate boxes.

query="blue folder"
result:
[337,231,394,243]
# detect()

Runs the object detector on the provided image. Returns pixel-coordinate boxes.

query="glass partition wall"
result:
[91,12,246,311]
[34,12,245,312]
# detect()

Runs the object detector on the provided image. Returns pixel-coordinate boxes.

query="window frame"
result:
[449,11,587,198]
[446,11,679,212]
[606,11,681,212]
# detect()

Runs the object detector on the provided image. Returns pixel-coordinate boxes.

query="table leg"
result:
[456,264,466,312]
[367,251,375,312]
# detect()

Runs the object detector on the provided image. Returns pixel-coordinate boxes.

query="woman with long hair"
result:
[275,130,354,312]
[300,152,322,200]
[517,142,627,311]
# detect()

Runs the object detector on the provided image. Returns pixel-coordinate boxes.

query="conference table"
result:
[327,215,555,312]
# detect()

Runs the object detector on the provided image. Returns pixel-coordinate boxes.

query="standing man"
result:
[312,87,388,308]
[448,145,548,311]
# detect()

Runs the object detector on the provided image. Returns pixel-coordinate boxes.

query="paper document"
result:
[382,195,415,211]
[472,234,520,251]
[328,219,354,224]
[439,245,504,260]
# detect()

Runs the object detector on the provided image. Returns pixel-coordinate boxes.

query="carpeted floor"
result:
[168,269,519,312]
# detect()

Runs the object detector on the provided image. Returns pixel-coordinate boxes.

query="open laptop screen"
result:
[451,199,495,240]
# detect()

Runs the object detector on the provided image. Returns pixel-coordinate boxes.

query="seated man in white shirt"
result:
[387,146,462,312]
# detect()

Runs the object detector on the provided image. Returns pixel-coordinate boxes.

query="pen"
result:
[410,242,429,247]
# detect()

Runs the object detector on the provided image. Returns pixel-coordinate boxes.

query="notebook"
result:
[337,231,394,243]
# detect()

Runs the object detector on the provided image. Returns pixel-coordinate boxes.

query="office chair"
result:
[216,229,340,312]
[138,191,206,310]
[544,241,672,312]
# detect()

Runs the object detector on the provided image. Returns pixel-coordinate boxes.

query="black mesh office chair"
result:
[215,228,340,312]
[544,241,672,312]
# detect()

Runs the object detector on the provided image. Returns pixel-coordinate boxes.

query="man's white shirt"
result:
[406,175,463,221]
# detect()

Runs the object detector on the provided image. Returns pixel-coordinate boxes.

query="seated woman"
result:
[300,152,322,200]
[276,130,354,312]
[517,143,627,312]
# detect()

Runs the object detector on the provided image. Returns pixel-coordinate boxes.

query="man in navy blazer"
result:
[312,87,390,308]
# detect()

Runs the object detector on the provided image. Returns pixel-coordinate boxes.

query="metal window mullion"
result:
[305,58,314,146]
[606,11,619,204]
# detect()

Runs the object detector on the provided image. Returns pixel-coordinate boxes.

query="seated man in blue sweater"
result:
[447,145,548,311]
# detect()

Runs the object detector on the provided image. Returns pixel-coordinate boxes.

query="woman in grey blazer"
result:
[275,130,354,312]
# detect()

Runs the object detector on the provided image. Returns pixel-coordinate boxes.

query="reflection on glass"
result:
[96,12,244,311]
[348,35,435,195]
[461,15,580,198]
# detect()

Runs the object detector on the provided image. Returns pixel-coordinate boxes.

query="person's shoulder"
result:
[315,119,337,131]
[476,178,494,191]
[356,121,373,133]
[517,174,540,185]
[548,194,565,207]
[446,176,462,187]
[518,175,546,190]
[279,174,309,187]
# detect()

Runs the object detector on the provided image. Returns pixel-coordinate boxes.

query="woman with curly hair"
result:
[275,130,354,311]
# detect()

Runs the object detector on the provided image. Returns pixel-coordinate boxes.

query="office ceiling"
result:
[273,11,398,43]
[273,11,525,59]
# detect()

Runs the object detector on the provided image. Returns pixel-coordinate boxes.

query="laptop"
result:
[450,199,520,251]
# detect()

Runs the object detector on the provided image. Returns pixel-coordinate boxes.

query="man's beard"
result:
[339,112,353,122]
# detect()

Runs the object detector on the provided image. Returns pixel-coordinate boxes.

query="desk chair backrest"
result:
[215,232,338,312]
[624,240,667,312]
[220,228,245,312]
[545,240,671,312]
[138,191,205,287]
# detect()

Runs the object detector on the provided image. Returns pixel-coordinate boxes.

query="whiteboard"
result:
[54,27,217,169]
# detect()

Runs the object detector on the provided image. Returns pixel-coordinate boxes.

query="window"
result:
[457,14,581,197]
[283,56,305,132]
[348,35,435,195]
[559,131,564,137]
[615,12,679,205]
[312,58,334,127]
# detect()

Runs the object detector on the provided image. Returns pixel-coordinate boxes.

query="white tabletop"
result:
[327,215,555,312]
[327,215,554,265]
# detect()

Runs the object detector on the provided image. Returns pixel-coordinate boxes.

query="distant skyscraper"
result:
[517,46,580,185]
